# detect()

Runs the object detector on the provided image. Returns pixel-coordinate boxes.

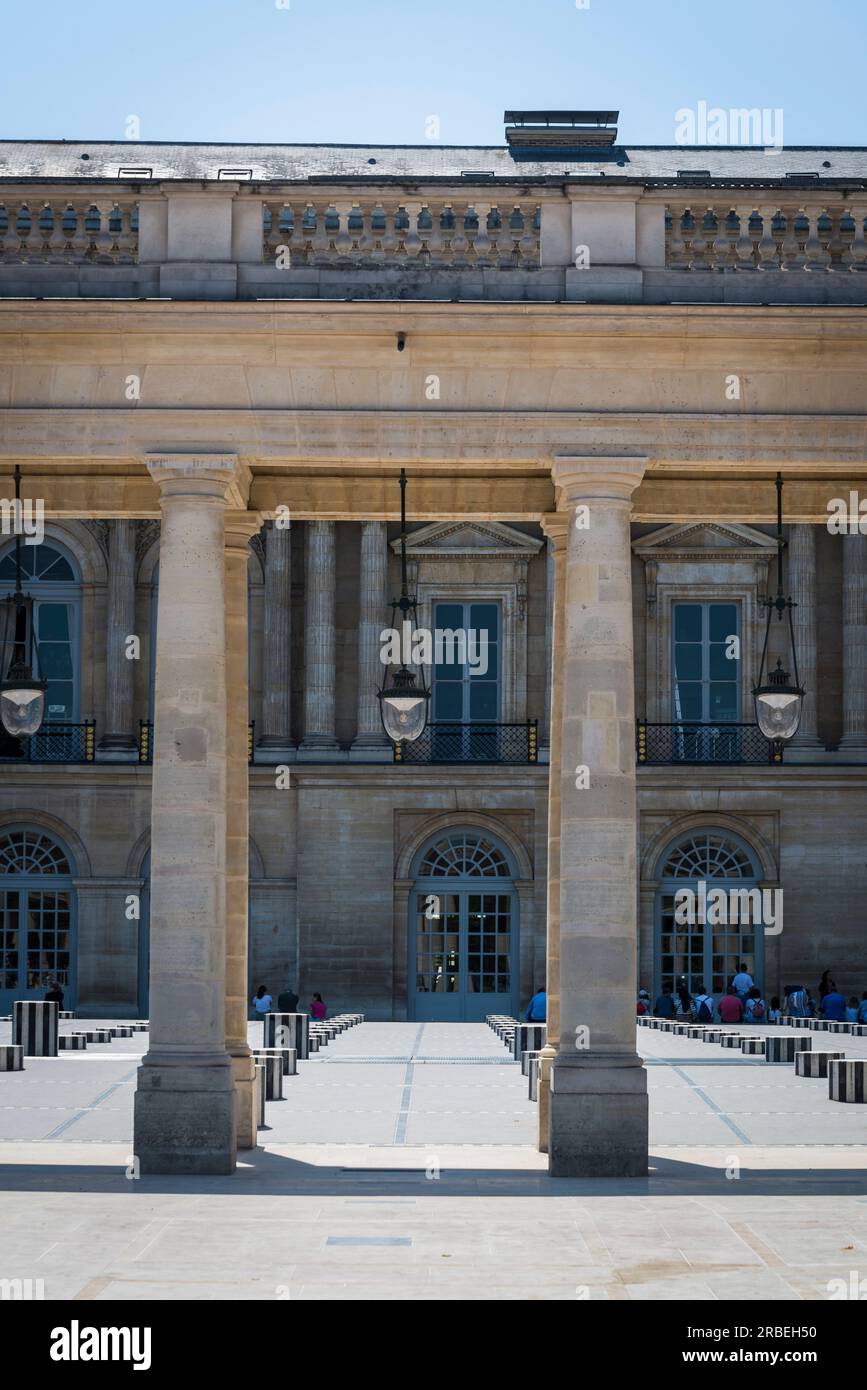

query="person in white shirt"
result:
[693,988,715,1022]
[731,963,754,999]
[251,984,273,1014]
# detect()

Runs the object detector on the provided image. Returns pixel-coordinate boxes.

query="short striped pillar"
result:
[702,1030,728,1043]
[512,1024,546,1060]
[827,1022,851,1034]
[852,1024,867,1038]
[255,1064,266,1128]
[265,1013,309,1060]
[720,1033,744,1048]
[74,1029,112,1043]
[109,1026,134,1039]
[253,1052,284,1100]
[790,1017,810,1028]
[686,1025,707,1039]
[13,1001,58,1057]
[521,1049,541,1077]
[740,1037,766,1056]
[795,1050,844,1078]
[59,1011,76,1020]
[59,1035,86,1051]
[765,1036,811,1063]
[0,1045,23,1071]
[308,1035,320,1053]
[528,1055,540,1101]
[808,1019,830,1031]
[255,1047,297,1077]
[829,1059,867,1102]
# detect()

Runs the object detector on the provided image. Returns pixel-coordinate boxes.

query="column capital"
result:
[552,455,647,505]
[224,511,264,551]
[145,453,251,509]
[540,512,570,546]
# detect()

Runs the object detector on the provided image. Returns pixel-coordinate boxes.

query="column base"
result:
[549,1060,648,1178]
[133,1056,237,1175]
[229,1049,258,1150]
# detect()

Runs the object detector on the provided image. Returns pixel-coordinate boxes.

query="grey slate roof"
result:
[0,140,866,185]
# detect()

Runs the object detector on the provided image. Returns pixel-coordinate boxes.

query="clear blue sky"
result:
[5,0,865,148]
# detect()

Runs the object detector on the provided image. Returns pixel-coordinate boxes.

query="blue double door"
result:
[410,885,517,1022]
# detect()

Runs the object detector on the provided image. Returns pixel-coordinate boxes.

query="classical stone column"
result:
[300,521,338,751]
[351,521,390,754]
[840,531,867,750]
[787,525,821,746]
[543,537,555,749]
[225,514,261,1150]
[257,520,294,760]
[548,456,648,1178]
[97,520,138,758]
[133,453,248,1175]
[537,513,568,1153]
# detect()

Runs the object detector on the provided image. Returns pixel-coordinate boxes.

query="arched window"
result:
[654,829,763,999]
[410,827,518,1021]
[0,540,81,723]
[0,827,76,1011]
[416,830,513,878]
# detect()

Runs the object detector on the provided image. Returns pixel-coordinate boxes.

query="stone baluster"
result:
[733,205,757,269]
[300,521,338,751]
[352,521,390,754]
[840,532,867,750]
[98,520,138,759]
[756,204,780,269]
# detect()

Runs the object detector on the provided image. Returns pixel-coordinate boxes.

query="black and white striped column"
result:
[740,1037,766,1056]
[528,1056,540,1101]
[256,1046,297,1077]
[795,1050,844,1077]
[59,1035,87,1051]
[264,1012,309,1060]
[829,1059,867,1102]
[521,1049,541,1077]
[253,1052,284,1100]
[255,1064,266,1127]
[512,1024,546,1060]
[0,1045,23,1071]
[13,1001,58,1057]
[765,1036,812,1063]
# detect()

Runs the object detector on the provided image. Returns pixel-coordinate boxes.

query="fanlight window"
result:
[418,831,511,878]
[0,544,75,584]
[660,832,755,880]
[0,830,71,876]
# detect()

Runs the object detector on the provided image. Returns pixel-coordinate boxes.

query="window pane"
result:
[709,604,738,642]
[433,683,462,720]
[709,644,736,680]
[674,684,702,720]
[37,604,70,641]
[674,605,702,641]
[469,683,497,720]
[674,644,702,679]
[710,684,738,721]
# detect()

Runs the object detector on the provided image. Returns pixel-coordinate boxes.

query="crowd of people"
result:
[638,966,867,1026]
[250,984,328,1019]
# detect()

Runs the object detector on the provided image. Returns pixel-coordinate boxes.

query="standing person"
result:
[526,985,546,1022]
[277,984,299,1013]
[858,992,867,1024]
[251,984,273,1015]
[718,986,744,1025]
[786,985,808,1018]
[768,996,781,1024]
[845,996,860,1023]
[310,992,327,1020]
[636,988,651,1017]
[44,979,64,1007]
[693,985,715,1023]
[654,986,676,1019]
[818,970,836,1001]
[731,962,754,1001]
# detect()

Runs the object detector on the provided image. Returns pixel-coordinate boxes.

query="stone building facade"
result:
[1,110,866,1171]
[1,513,864,1020]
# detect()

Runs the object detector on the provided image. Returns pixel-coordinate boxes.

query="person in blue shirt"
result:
[822,989,846,1022]
[526,986,546,1022]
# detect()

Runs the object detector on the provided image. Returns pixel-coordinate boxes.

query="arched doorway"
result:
[0,827,76,1013]
[409,828,518,1022]
[654,829,764,1000]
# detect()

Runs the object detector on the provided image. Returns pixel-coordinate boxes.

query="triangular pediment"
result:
[633,522,779,559]
[393,521,542,557]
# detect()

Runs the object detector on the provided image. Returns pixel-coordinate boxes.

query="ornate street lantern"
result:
[0,467,47,739]
[378,469,430,745]
[753,473,805,745]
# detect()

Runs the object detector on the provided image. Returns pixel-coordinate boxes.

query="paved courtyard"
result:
[0,1019,865,1300]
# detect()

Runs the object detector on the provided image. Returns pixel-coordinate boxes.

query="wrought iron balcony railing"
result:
[138,720,255,765]
[394,720,538,765]
[636,720,782,765]
[0,720,95,763]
